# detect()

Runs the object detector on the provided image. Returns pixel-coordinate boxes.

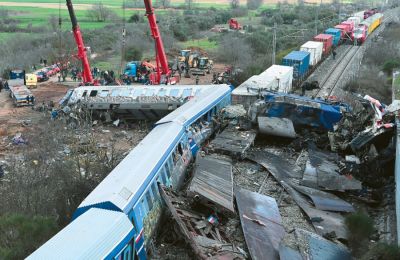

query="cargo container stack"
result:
[282,51,310,80]
[300,41,323,66]
[313,34,333,56]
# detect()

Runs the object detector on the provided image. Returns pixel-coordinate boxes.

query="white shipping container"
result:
[300,41,323,66]
[347,16,361,27]
[258,65,293,93]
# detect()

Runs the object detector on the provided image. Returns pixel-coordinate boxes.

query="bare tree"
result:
[231,0,240,9]
[87,2,116,22]
[246,0,263,9]
[185,0,194,10]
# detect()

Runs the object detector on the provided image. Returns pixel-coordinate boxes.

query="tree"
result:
[246,0,263,10]
[160,0,171,8]
[125,45,143,61]
[231,0,240,9]
[185,0,194,10]
[215,34,253,70]
[87,2,116,22]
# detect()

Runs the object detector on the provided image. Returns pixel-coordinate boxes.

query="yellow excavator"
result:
[178,49,213,77]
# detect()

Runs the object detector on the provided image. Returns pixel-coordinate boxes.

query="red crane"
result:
[66,0,95,85]
[143,0,178,85]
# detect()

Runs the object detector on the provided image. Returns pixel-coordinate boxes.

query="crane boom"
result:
[66,0,94,85]
[143,0,172,84]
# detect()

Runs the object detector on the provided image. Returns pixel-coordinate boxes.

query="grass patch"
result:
[183,38,218,50]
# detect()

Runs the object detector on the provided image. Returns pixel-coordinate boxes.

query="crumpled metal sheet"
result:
[258,117,297,138]
[295,229,351,260]
[235,187,285,260]
[308,147,362,191]
[209,128,257,158]
[188,155,234,213]
[248,150,349,239]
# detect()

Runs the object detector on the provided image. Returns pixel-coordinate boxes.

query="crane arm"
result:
[143,0,170,77]
[66,0,94,85]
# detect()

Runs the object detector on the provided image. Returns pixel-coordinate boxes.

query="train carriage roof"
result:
[27,208,134,260]
[156,84,232,126]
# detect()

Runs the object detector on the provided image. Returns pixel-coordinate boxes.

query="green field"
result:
[183,38,218,50]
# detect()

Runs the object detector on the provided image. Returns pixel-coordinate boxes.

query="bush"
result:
[361,243,400,260]
[383,59,400,75]
[345,212,374,257]
[125,46,143,61]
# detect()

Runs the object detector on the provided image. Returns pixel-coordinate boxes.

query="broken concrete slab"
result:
[257,117,297,138]
[209,128,256,158]
[188,155,234,213]
[295,229,351,260]
[235,187,285,260]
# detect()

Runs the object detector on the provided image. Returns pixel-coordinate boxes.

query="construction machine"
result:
[66,0,98,86]
[191,57,213,76]
[228,18,242,30]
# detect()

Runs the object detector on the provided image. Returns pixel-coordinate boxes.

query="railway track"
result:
[313,9,397,98]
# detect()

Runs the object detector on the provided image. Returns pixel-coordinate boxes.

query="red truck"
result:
[228,18,242,30]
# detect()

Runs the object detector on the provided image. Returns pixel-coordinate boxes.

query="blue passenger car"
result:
[282,51,310,79]
[324,28,341,46]
[29,85,233,260]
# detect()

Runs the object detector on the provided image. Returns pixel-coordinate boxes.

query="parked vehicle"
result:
[25,73,38,89]
[9,85,34,107]
[228,18,242,30]
[36,71,49,82]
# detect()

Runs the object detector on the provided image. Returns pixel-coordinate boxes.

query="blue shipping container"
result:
[324,28,341,46]
[282,51,310,78]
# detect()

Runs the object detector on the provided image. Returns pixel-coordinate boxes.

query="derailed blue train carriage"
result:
[27,84,232,260]
[263,92,351,131]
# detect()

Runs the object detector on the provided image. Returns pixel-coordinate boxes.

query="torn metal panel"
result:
[188,155,234,213]
[159,185,245,260]
[279,245,303,260]
[308,147,362,191]
[291,184,355,213]
[258,117,297,138]
[350,127,392,151]
[209,128,256,158]
[281,182,348,240]
[247,151,303,181]
[235,187,285,260]
[295,229,351,260]
[248,150,348,239]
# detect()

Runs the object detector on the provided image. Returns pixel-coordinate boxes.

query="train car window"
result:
[99,90,109,97]
[158,88,167,96]
[165,164,171,179]
[151,183,158,198]
[111,89,121,97]
[145,88,156,96]
[89,90,98,97]
[141,199,147,212]
[169,89,179,97]
[182,88,192,98]
[146,192,153,210]
[133,89,143,96]
[161,168,167,184]
[177,143,183,156]
[82,90,87,97]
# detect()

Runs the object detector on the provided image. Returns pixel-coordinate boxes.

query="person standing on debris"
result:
[332,49,337,60]
[29,95,35,105]
[57,72,61,82]
[0,80,3,93]
[195,75,199,85]
[26,95,30,105]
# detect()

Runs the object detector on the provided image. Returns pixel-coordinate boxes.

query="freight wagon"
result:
[282,51,310,79]
[324,28,341,46]
[352,13,383,44]
[313,34,333,56]
[300,41,323,66]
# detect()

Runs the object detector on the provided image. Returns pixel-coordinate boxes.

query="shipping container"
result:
[341,21,354,33]
[258,65,293,93]
[282,51,310,79]
[313,34,333,55]
[300,41,323,66]
[324,28,341,46]
[232,65,294,107]
[347,16,361,27]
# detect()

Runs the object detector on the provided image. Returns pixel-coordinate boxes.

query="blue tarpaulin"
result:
[263,92,350,131]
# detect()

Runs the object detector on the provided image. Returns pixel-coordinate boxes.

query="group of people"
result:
[0,78,9,92]
[25,95,35,105]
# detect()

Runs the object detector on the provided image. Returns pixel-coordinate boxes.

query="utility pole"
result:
[120,0,126,75]
[272,22,276,65]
